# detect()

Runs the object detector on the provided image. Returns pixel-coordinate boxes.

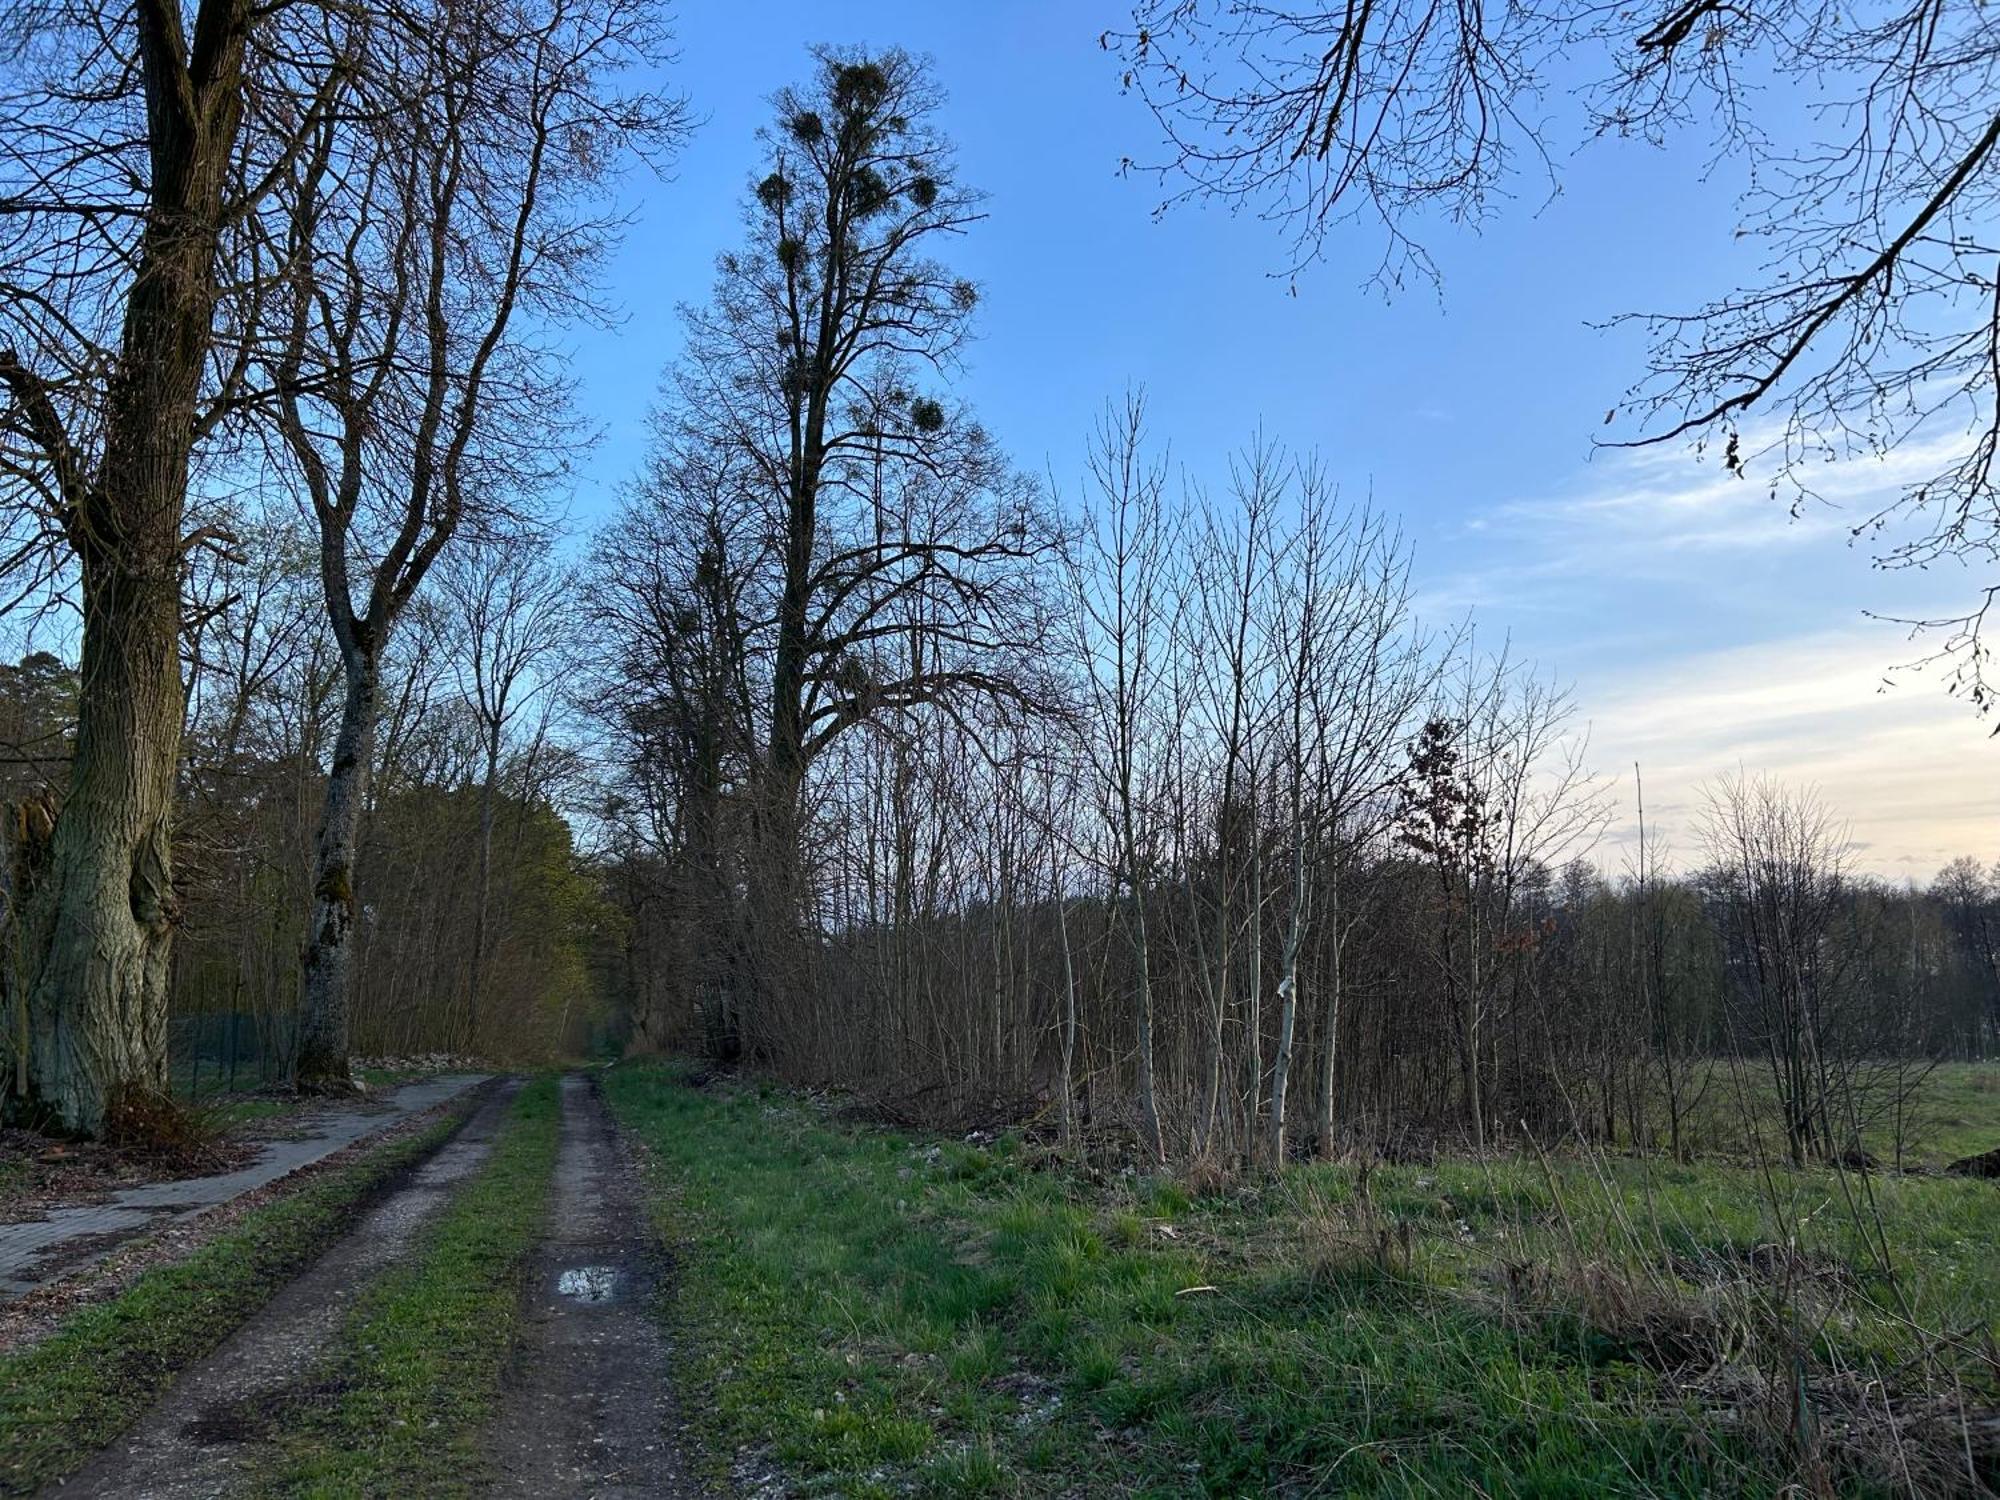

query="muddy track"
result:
[485,1072,701,1496]
[48,1078,523,1500]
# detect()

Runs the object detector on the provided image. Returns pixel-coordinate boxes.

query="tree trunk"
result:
[1055,884,1078,1152]
[295,655,378,1089]
[20,8,247,1128]
[1241,837,1264,1154]
[24,556,184,1133]
[1313,910,1344,1159]
[466,728,500,1046]
[1267,805,1307,1168]
[1129,880,1165,1162]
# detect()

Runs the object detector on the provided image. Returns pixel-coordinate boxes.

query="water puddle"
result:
[557,1265,617,1302]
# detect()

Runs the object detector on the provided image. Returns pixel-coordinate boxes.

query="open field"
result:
[607,1059,2000,1498]
[1657,1060,2000,1170]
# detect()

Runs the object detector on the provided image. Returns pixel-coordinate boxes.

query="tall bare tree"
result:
[0,0,344,1130]
[658,46,1060,1054]
[1072,395,1172,1161]
[260,0,681,1088]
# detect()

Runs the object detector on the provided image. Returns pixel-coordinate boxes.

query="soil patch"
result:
[486,1071,703,1497]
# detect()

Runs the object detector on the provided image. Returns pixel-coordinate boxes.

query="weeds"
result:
[100,1084,234,1168]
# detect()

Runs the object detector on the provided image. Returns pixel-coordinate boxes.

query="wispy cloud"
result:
[1424,431,1973,610]
[1574,627,1994,881]
[1425,438,1995,881]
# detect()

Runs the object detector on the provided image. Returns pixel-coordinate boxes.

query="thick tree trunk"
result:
[24,557,184,1133]
[295,657,378,1089]
[20,4,248,1130]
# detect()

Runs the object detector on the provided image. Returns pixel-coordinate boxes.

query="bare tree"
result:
[583,448,760,1058]
[1264,485,1429,1163]
[440,538,570,1044]
[259,0,681,1088]
[0,0,347,1130]
[1071,395,1172,1162]
[658,47,1061,1053]
[1700,774,1864,1166]
[1169,447,1278,1159]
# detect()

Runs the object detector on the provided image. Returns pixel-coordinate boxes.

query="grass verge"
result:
[0,1102,474,1497]
[605,1059,2000,1499]
[259,1074,560,1499]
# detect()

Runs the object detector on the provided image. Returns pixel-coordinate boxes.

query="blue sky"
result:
[563,1,1997,879]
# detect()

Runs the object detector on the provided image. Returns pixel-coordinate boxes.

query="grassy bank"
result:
[606,1060,2000,1498]
[261,1074,561,1499]
[0,1102,475,1497]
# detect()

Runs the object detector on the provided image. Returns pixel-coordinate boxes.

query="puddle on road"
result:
[557,1265,617,1303]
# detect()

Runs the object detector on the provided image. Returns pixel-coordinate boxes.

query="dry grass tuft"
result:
[1285,1169,1414,1283]
[100,1085,232,1168]
[1175,1153,1233,1200]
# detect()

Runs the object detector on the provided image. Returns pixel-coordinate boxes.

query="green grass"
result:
[356,1067,428,1092]
[606,1060,2000,1498]
[259,1075,561,1499]
[0,1107,472,1497]
[211,1096,312,1128]
[1906,1061,2000,1163]
[1658,1058,2000,1167]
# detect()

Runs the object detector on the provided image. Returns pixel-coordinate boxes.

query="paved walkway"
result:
[0,1073,489,1300]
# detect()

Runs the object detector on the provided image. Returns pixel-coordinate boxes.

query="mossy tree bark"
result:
[24,558,185,1132]
[295,654,376,1089]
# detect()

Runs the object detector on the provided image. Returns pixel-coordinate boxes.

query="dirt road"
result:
[40,1071,703,1498]
[486,1072,698,1496]
[53,1079,521,1499]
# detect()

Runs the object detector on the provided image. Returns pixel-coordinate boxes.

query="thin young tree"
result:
[1072,395,1172,1162]
[1265,483,1428,1163]
[1171,448,1278,1160]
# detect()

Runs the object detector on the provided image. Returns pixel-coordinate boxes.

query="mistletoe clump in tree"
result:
[617,47,1061,1061]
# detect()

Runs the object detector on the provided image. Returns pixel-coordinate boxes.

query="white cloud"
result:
[1426,431,1966,615]
[1577,628,1996,881]
[1427,435,1996,881]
